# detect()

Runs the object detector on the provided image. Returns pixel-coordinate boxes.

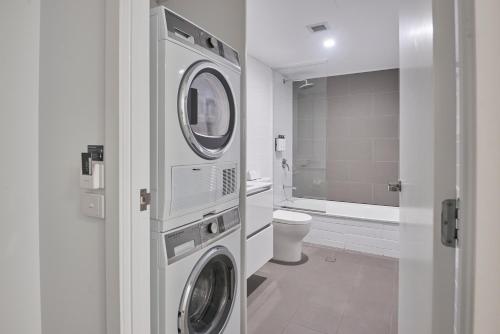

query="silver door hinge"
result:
[140,188,151,211]
[441,198,459,248]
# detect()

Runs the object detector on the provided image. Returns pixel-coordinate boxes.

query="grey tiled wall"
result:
[293,69,400,207]
[327,69,399,206]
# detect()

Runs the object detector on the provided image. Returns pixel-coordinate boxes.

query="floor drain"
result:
[325,256,337,263]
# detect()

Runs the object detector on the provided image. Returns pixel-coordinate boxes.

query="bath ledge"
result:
[277,200,400,224]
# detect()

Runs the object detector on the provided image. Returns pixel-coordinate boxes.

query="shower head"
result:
[299,79,315,89]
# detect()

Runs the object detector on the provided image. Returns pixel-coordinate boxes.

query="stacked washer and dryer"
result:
[150,7,241,334]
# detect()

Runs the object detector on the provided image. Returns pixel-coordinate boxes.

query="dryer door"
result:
[178,60,237,160]
[178,246,237,334]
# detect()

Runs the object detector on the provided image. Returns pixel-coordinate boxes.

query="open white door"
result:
[398,0,457,333]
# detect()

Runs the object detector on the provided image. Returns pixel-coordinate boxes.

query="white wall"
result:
[0,2,42,334]
[473,0,500,332]
[39,1,107,333]
[246,56,274,179]
[273,73,293,204]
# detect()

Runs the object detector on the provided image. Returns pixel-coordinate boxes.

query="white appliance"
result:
[150,7,241,232]
[245,180,273,278]
[151,206,241,334]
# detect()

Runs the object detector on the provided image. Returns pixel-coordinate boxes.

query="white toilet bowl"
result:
[272,210,312,262]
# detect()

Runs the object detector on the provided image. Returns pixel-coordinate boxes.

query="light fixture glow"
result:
[323,38,336,48]
[178,69,185,74]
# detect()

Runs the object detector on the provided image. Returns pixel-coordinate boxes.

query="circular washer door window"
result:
[178,246,237,334]
[178,61,237,160]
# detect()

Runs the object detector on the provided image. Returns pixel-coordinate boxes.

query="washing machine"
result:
[151,206,241,334]
[150,7,241,233]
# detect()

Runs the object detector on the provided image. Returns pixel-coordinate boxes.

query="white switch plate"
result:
[81,192,105,219]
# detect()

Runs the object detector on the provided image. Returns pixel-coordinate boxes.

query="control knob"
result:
[208,222,219,234]
[207,37,218,49]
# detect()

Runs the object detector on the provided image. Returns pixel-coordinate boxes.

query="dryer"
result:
[151,206,241,334]
[150,7,241,232]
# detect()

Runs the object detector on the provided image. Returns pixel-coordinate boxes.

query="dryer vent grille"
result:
[222,168,236,196]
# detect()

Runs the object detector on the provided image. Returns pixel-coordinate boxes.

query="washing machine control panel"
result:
[200,207,240,243]
[164,206,240,264]
[164,224,202,263]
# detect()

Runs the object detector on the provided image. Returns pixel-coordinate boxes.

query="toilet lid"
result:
[273,210,312,225]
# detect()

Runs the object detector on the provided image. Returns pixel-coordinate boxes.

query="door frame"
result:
[104,0,151,333]
[101,0,480,333]
[398,0,477,332]
[104,1,249,334]
[454,0,477,333]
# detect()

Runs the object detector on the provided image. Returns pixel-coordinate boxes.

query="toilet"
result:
[272,210,312,262]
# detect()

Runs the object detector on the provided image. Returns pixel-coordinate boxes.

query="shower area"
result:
[277,69,401,215]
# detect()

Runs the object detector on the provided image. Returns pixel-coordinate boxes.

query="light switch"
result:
[81,192,105,219]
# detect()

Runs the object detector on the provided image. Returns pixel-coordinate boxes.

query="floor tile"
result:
[337,314,391,334]
[283,323,324,334]
[247,315,287,334]
[248,244,399,334]
[290,301,343,334]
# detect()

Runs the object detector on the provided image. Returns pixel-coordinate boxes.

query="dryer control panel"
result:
[163,8,240,67]
[164,206,240,264]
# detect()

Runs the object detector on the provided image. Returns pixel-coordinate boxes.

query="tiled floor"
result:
[247,243,398,334]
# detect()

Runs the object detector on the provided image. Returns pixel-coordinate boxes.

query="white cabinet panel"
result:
[246,225,273,278]
[246,189,273,237]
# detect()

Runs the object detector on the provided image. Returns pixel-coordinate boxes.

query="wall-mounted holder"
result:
[80,145,105,219]
[80,161,104,189]
[275,135,286,152]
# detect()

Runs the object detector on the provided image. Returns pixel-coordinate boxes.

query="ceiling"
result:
[247,0,399,80]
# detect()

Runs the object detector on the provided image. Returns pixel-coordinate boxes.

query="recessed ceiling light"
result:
[323,38,336,48]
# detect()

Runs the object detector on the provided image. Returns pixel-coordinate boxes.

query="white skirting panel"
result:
[303,213,400,258]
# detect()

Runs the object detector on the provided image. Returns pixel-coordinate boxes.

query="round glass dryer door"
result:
[178,246,237,334]
[178,60,237,160]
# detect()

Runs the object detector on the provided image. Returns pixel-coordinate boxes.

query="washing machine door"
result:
[178,246,237,334]
[178,60,237,160]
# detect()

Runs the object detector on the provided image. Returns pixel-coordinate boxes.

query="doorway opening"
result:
[245,0,458,333]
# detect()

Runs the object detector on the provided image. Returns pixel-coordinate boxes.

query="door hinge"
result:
[140,188,151,211]
[441,198,459,248]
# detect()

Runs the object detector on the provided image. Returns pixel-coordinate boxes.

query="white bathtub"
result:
[279,198,400,223]
[278,198,400,258]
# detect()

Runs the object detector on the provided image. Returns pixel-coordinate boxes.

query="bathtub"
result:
[278,198,400,258]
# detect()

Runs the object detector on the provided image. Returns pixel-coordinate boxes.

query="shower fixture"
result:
[281,158,290,171]
[299,79,315,89]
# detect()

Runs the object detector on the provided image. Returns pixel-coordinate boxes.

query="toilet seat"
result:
[273,210,312,225]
